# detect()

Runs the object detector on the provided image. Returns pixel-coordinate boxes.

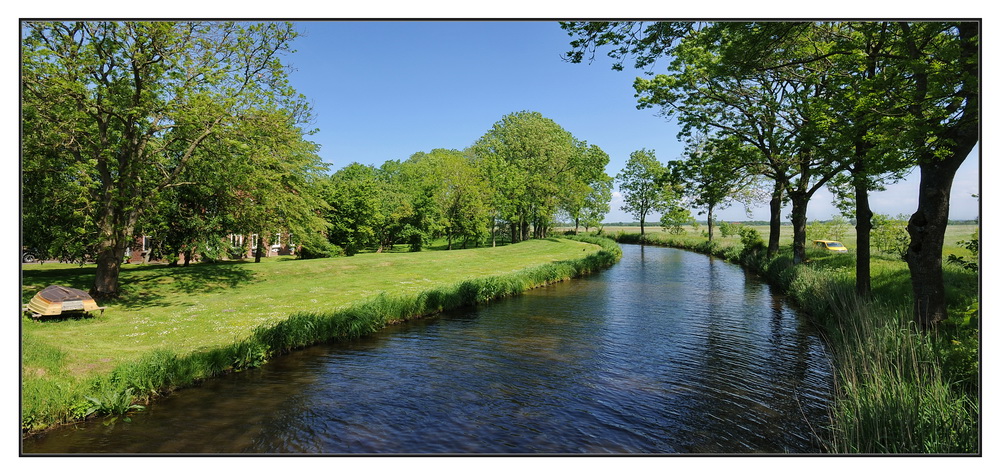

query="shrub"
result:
[871,214,909,259]
[718,221,739,238]
[738,226,764,256]
[406,228,426,252]
[83,387,145,417]
[808,215,850,242]
[196,236,243,263]
[297,233,344,259]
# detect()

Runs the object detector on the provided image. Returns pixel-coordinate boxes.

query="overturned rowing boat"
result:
[24,285,105,318]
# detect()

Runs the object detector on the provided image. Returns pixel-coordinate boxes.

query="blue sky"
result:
[289,21,981,223]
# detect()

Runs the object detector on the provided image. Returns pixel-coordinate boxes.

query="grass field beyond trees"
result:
[590,223,979,261]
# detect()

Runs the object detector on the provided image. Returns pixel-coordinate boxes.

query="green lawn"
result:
[21,238,600,379]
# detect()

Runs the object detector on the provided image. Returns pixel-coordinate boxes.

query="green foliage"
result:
[472,111,609,241]
[323,163,385,255]
[808,215,851,242]
[297,233,344,260]
[617,149,689,235]
[565,20,979,451]
[737,226,764,255]
[560,143,614,232]
[567,20,978,319]
[578,177,613,232]
[83,386,145,417]
[21,21,318,295]
[398,149,492,250]
[718,221,743,238]
[670,136,762,237]
[871,214,910,259]
[657,171,696,235]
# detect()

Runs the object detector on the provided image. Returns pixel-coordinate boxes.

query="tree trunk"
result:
[906,154,965,329]
[90,204,136,298]
[767,184,783,258]
[902,21,978,330]
[91,239,126,299]
[574,217,580,234]
[789,193,808,264]
[853,164,873,297]
[255,233,264,263]
[639,215,645,237]
[706,202,715,243]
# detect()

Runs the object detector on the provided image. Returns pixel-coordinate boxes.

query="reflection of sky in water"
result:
[24,244,833,454]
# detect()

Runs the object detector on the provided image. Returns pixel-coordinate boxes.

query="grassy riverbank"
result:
[20,236,621,434]
[604,229,979,453]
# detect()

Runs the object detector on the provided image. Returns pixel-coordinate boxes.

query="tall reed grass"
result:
[21,236,621,435]
[822,288,978,453]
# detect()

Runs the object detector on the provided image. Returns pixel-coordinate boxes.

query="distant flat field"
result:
[584,224,978,258]
[21,238,600,377]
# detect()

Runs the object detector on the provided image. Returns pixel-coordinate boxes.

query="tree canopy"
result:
[616,149,689,237]
[563,20,979,328]
[22,21,321,296]
[472,111,611,242]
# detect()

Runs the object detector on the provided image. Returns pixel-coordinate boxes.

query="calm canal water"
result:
[23,244,833,454]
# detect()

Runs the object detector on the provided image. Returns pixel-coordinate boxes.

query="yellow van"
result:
[813,240,848,253]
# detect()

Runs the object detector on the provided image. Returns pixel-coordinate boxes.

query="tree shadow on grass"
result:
[113,261,258,309]
[869,267,914,310]
[21,260,258,310]
[20,266,96,303]
[423,241,512,252]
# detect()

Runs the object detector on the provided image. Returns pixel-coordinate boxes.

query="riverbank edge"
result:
[21,236,622,438]
[603,231,979,454]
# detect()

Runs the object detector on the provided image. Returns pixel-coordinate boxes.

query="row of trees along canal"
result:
[561,21,979,330]
[21,22,614,302]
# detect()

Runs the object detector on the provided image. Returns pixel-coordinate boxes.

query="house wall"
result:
[125,232,296,264]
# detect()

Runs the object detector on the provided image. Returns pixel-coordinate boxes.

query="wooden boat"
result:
[24,285,105,318]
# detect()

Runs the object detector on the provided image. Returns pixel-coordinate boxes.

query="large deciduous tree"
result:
[22,21,308,298]
[323,163,386,256]
[670,136,759,243]
[616,149,669,236]
[560,142,612,234]
[472,111,598,242]
[404,149,492,250]
[896,22,979,328]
